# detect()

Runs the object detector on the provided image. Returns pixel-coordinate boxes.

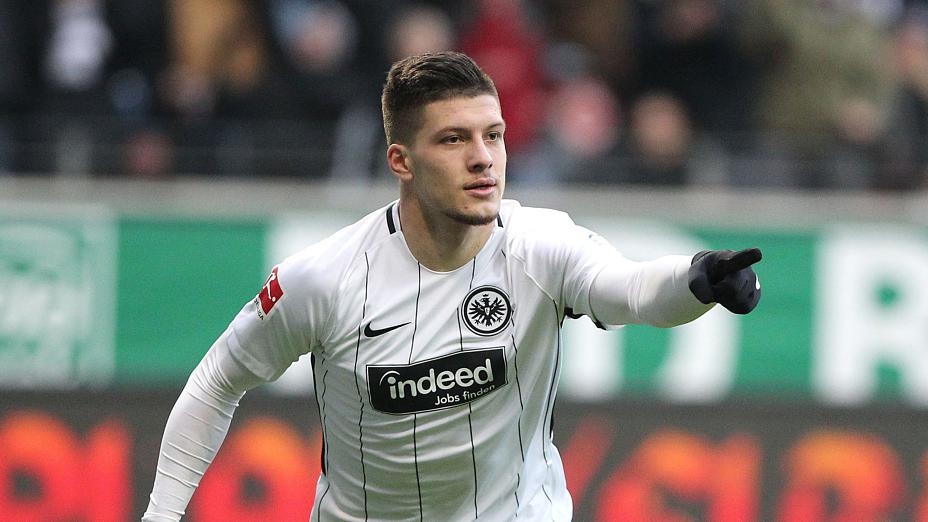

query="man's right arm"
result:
[142,335,265,521]
[141,244,339,519]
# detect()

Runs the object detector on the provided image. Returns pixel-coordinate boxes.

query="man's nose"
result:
[467,139,493,172]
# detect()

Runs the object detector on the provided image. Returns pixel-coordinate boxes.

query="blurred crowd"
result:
[1,0,927,191]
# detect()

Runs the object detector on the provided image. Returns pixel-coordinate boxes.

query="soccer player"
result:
[142,51,761,521]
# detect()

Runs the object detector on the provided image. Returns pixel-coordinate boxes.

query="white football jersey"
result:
[223,199,621,521]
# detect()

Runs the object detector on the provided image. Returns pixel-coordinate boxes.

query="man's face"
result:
[404,94,506,226]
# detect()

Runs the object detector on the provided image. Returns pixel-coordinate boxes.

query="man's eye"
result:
[443,135,462,144]
[487,132,502,141]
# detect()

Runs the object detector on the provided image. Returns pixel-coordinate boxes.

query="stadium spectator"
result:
[627,92,691,185]
[384,2,456,64]
[537,0,638,101]
[37,0,114,176]
[105,0,171,178]
[739,0,897,188]
[142,51,763,521]
[623,91,729,186]
[328,1,458,183]
[160,0,278,121]
[158,0,286,176]
[265,0,388,123]
[515,71,625,186]
[122,127,174,179]
[459,0,546,154]
[0,0,48,174]
[879,6,928,190]
[260,0,399,179]
[634,0,757,137]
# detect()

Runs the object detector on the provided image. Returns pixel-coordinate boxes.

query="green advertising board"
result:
[0,204,117,388]
[2,194,927,407]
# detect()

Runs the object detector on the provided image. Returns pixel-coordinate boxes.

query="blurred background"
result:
[3,0,928,520]
[0,0,926,188]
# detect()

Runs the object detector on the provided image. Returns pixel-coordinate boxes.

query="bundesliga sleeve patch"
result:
[254,265,284,320]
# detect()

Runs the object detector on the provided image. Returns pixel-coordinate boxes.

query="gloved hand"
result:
[688,248,762,314]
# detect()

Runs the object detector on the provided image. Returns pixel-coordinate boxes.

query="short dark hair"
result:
[381,51,498,145]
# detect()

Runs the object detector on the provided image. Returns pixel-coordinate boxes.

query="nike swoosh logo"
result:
[363,321,411,338]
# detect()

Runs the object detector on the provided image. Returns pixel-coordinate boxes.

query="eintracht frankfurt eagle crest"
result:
[461,285,512,336]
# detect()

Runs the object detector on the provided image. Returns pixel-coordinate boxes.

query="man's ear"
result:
[387,144,413,182]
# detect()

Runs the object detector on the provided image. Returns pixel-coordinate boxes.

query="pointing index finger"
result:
[719,247,762,275]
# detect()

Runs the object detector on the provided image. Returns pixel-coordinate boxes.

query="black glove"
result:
[688,248,762,314]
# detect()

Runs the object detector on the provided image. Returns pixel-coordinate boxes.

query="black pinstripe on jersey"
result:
[313,355,330,520]
[500,246,524,513]
[466,258,479,518]
[410,263,423,520]
[539,299,562,509]
[353,253,372,519]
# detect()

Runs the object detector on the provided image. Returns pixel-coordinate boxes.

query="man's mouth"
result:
[464,178,497,195]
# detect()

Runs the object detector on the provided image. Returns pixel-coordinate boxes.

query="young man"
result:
[143,51,761,521]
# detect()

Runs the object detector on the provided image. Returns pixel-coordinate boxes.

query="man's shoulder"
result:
[274,202,396,294]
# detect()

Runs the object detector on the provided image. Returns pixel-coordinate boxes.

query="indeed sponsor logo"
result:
[380,360,495,399]
[367,348,507,415]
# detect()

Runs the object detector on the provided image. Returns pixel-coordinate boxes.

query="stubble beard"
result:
[443,208,499,226]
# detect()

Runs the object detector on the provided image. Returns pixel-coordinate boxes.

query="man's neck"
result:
[398,199,495,272]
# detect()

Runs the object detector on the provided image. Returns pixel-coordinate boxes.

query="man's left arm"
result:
[589,248,763,327]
